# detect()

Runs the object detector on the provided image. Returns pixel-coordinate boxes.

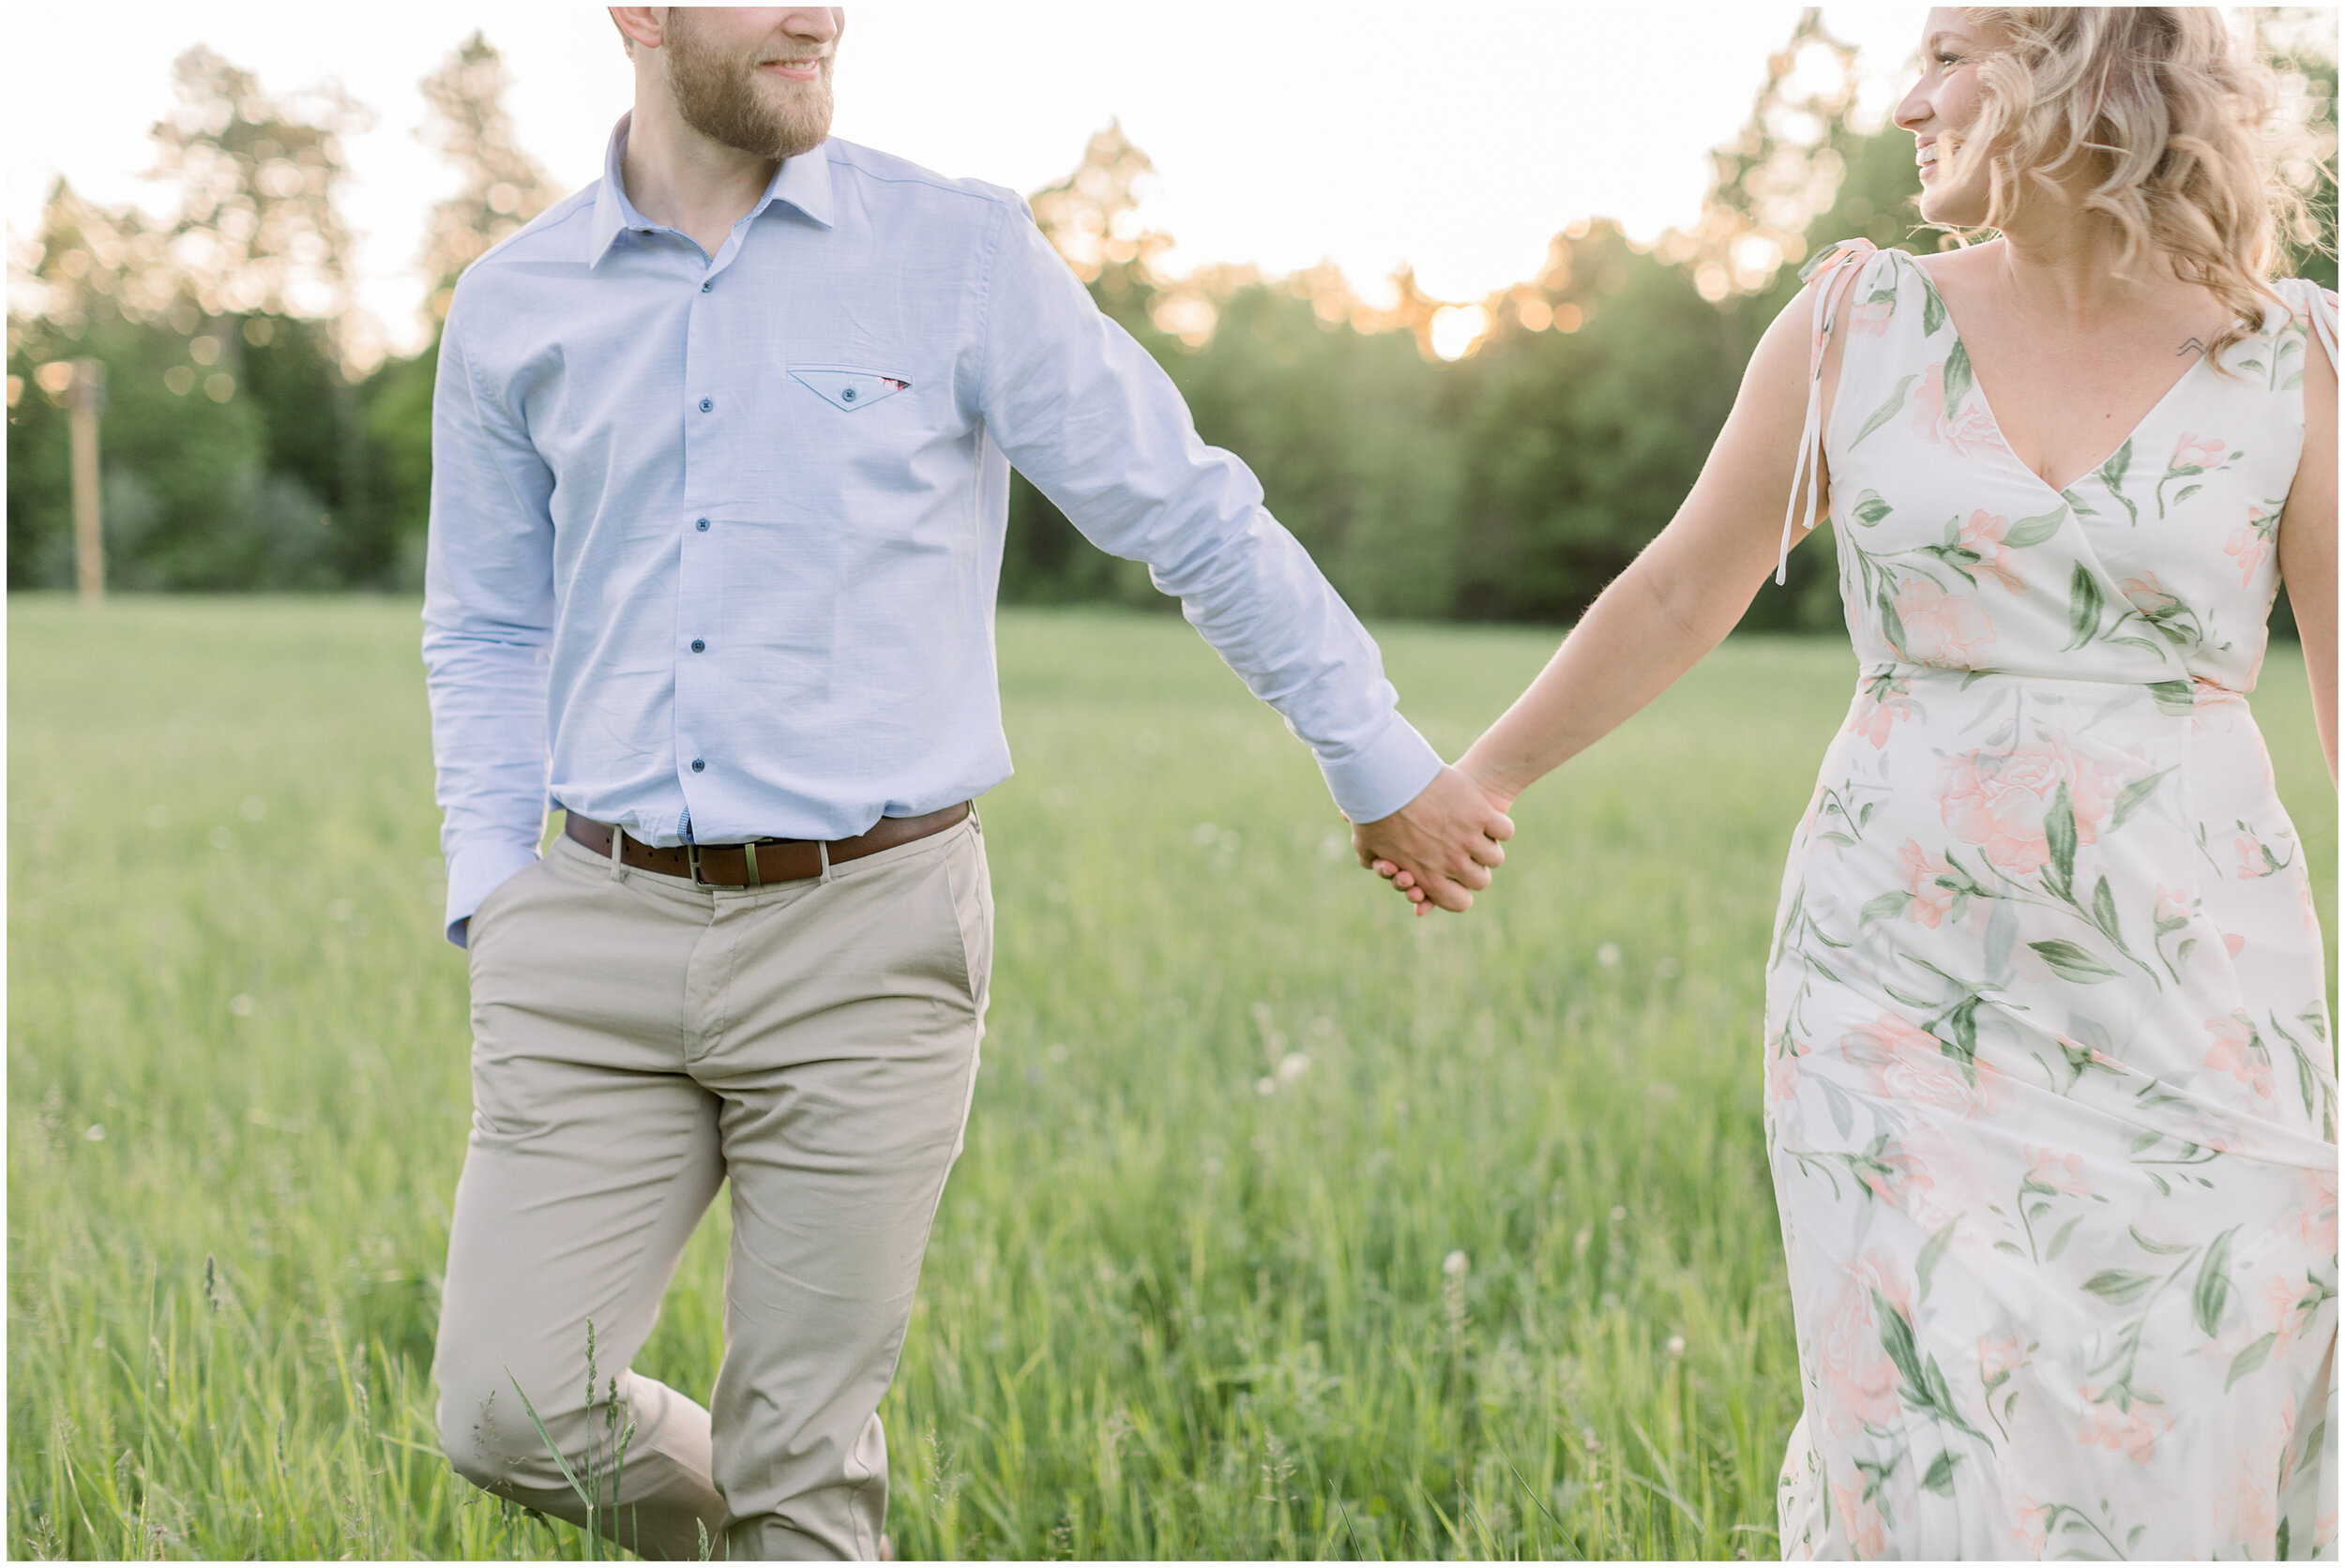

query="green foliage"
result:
[8,14,2332,621]
[1452,223,1759,624]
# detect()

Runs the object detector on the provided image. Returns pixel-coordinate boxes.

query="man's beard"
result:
[665,12,834,160]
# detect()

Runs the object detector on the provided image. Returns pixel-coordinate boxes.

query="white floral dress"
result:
[1766,240,2338,1560]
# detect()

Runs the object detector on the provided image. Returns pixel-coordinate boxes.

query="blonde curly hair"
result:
[1947,8,2324,363]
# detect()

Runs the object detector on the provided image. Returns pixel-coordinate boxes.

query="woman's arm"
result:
[1451,277,1837,811]
[2277,322,2337,784]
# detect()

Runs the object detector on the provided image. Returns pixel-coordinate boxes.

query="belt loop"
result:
[605,819,626,882]
[744,840,763,890]
[817,838,833,885]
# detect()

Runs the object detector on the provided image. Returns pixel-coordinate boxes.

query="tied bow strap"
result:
[2288,278,2338,371]
[1777,238,1879,585]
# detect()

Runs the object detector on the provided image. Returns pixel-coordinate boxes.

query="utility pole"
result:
[68,357,106,605]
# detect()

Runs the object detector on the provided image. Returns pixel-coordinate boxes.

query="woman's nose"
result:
[1892,78,1932,133]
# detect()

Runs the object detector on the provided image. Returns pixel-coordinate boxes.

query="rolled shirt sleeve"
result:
[420,307,558,946]
[975,202,1444,825]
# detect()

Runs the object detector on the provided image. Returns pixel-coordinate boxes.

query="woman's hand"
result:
[1365,764,1518,915]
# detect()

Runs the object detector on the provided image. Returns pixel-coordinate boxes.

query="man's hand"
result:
[1352,765,1515,915]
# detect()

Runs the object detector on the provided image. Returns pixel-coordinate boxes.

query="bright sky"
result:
[7,6,1931,358]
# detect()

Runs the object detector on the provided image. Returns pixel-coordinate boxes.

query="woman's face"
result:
[1896,8,1995,227]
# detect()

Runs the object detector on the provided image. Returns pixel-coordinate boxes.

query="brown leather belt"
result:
[563,802,970,888]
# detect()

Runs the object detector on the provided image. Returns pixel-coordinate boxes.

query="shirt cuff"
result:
[443,839,541,948]
[1318,713,1445,824]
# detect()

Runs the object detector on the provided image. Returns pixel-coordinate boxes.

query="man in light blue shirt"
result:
[424,8,1512,1559]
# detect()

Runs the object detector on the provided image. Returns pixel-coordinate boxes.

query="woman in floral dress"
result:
[1379,8,2337,1558]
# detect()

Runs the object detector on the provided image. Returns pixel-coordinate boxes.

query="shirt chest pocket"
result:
[788,364,913,413]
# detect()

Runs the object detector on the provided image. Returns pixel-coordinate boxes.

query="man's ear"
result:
[609,8,665,54]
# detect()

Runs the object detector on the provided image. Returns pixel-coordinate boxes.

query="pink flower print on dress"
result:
[2011,1498,2056,1556]
[1911,358,2001,460]
[2023,1146,2092,1196]
[2156,432,2232,520]
[2171,432,2226,471]
[1897,1123,2000,1243]
[1850,685,1915,748]
[1767,1035,1808,1106]
[2154,884,2191,926]
[2079,1390,2175,1464]
[1846,292,1895,337]
[2120,575,2174,616]
[1938,734,2118,877]
[1829,1474,1890,1558]
[2203,1010,2275,1099]
[2295,1165,2339,1254]
[1892,577,1995,668]
[2257,1271,2313,1356]
[1897,839,1958,927]
[2214,1422,2290,1552]
[2232,829,2284,881]
[1959,509,2027,593]
[2225,507,2277,587]
[2222,931,2247,958]
[1844,1012,2009,1116]
[2054,1033,2127,1077]
[1816,1263,1904,1437]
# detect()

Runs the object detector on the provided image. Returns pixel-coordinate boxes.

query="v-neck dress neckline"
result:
[1902,253,2212,505]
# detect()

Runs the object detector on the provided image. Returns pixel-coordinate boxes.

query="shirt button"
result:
[698,398,714,413]
[695,517,710,532]
[690,759,706,773]
[690,640,705,653]
[701,280,713,293]
[842,387,857,402]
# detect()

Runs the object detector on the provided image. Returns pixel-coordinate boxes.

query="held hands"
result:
[1351,764,1515,917]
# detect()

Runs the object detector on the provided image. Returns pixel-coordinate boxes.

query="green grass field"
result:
[8,597,2334,1560]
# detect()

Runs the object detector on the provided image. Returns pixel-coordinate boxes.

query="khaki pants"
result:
[432,815,991,1560]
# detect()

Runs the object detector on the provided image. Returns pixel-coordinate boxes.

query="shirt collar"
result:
[584,112,836,266]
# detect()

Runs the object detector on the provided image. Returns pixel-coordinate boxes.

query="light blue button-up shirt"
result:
[422,118,1442,943]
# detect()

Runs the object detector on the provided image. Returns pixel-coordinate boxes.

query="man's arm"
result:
[975,203,1508,909]
[420,309,559,947]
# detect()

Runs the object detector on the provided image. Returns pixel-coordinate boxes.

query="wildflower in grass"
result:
[1276,1051,1309,1083]
[1665,1334,1687,1358]
[1596,942,1621,968]
[1443,1250,1468,1277]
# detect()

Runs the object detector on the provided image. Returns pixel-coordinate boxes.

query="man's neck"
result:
[620,90,779,259]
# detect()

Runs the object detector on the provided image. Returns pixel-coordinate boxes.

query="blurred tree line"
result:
[8,12,2336,626]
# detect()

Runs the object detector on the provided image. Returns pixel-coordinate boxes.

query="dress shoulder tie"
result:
[1778,238,1878,586]
[2279,276,2339,369]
